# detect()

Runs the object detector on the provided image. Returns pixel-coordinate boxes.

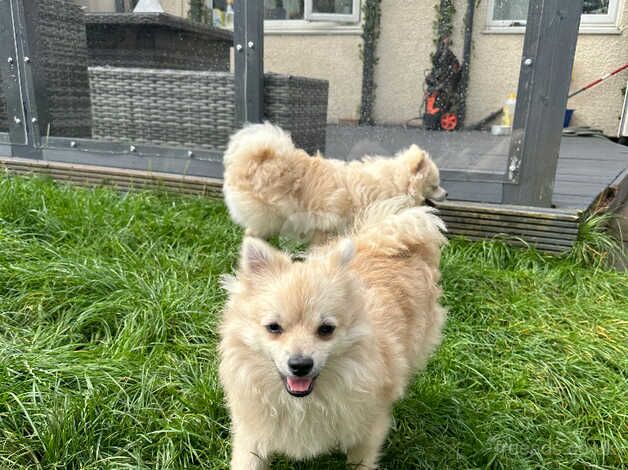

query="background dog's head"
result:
[399,145,447,205]
[220,237,369,398]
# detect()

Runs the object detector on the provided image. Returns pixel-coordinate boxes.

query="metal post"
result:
[13,0,50,149]
[457,0,476,127]
[502,0,583,207]
[234,0,264,125]
[0,0,27,145]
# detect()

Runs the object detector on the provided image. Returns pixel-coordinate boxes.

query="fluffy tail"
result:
[223,122,296,168]
[351,198,447,261]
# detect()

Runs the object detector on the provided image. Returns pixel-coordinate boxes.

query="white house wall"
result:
[467,0,628,135]
[265,34,364,123]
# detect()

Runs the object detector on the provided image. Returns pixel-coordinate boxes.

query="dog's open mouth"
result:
[283,376,316,397]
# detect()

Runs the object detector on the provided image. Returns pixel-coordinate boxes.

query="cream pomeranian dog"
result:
[219,199,447,469]
[222,123,447,243]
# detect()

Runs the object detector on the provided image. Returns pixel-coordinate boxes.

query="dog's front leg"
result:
[346,410,391,469]
[230,432,269,470]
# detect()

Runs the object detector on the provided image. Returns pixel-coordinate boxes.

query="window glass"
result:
[492,0,529,21]
[493,0,612,23]
[583,0,610,14]
[264,0,305,20]
[311,0,354,15]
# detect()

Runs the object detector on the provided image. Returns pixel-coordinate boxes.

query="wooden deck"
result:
[325,125,627,252]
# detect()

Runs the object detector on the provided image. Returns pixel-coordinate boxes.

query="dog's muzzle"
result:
[427,186,448,206]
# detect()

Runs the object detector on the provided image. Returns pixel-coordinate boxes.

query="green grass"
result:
[0,175,626,469]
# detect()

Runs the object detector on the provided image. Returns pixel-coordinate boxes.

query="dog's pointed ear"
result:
[240,237,289,276]
[329,238,355,269]
[400,145,428,175]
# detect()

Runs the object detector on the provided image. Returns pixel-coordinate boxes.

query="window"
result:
[264,0,359,22]
[263,0,361,34]
[487,0,622,33]
[306,0,360,22]
[264,0,305,20]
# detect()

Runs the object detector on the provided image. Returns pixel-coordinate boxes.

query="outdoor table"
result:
[85,13,233,71]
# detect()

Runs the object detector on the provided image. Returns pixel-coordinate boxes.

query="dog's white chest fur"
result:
[252,388,376,459]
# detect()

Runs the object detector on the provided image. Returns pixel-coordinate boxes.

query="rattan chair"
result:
[88,67,329,154]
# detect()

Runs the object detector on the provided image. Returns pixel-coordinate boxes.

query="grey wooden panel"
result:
[441,202,580,252]
[441,215,579,234]
[442,181,503,203]
[556,166,627,179]
[552,194,593,208]
[447,226,576,248]
[560,137,628,160]
[234,1,263,124]
[445,221,577,241]
[441,204,578,221]
[42,148,224,179]
[553,181,608,196]
[440,169,504,182]
[557,156,628,166]
[437,199,579,217]
[503,0,583,205]
[0,157,224,197]
[447,233,571,253]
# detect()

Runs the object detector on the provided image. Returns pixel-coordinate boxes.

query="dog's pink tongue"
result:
[287,377,312,392]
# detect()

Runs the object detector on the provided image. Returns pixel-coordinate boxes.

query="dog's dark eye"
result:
[317,324,335,337]
[266,323,283,334]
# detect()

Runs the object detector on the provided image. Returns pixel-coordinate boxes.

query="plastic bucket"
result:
[563,108,575,128]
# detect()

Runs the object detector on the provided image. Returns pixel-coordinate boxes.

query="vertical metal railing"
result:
[0,0,28,146]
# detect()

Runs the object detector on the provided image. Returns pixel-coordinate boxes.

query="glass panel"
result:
[264,0,305,20]
[261,4,526,210]
[40,0,233,153]
[311,0,353,15]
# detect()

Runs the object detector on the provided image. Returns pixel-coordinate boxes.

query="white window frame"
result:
[264,0,362,35]
[485,0,623,34]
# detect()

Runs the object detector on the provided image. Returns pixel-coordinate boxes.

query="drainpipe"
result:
[458,0,475,127]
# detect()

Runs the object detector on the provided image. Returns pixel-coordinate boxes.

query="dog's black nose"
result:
[444,191,448,198]
[288,355,314,377]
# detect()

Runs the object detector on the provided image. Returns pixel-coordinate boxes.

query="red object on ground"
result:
[426,93,440,115]
[440,113,458,131]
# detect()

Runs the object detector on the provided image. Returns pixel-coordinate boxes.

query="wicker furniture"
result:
[28,0,93,137]
[88,67,329,154]
[85,13,232,71]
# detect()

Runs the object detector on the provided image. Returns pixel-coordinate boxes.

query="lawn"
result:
[0,176,626,469]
